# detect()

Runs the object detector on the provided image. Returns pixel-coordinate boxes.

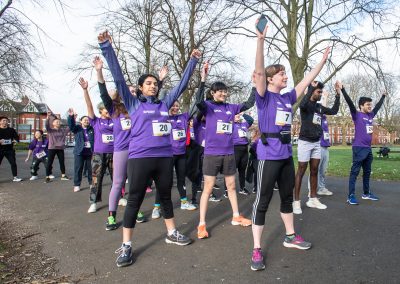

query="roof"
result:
[0,98,51,114]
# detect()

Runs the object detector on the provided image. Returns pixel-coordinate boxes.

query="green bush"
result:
[14,142,30,151]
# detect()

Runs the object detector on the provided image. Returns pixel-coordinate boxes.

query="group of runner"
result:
[0,18,386,271]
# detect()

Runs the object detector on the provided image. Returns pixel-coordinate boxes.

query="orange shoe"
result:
[231,215,251,227]
[197,224,209,239]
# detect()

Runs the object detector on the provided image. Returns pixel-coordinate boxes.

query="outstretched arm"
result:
[372,93,386,115]
[94,56,113,114]
[239,87,256,112]
[321,90,340,115]
[163,49,201,109]
[67,108,80,133]
[188,61,209,119]
[294,47,330,99]
[78,78,95,119]
[254,18,268,97]
[338,81,357,114]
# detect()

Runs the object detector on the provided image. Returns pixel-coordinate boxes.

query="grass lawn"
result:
[293,146,400,181]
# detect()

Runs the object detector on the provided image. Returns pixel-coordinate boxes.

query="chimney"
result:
[21,95,29,105]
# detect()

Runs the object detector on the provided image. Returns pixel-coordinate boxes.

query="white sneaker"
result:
[293,200,302,214]
[12,177,22,182]
[152,207,161,219]
[29,176,38,181]
[181,201,197,211]
[87,203,97,213]
[49,175,55,179]
[73,186,80,192]
[306,197,327,209]
[118,198,127,206]
[317,188,333,196]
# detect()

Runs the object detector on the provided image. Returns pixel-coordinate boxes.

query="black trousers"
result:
[0,149,17,176]
[46,149,65,176]
[234,144,249,189]
[124,157,174,228]
[31,156,48,176]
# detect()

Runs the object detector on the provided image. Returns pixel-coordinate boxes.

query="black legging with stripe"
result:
[124,157,174,228]
[252,157,294,225]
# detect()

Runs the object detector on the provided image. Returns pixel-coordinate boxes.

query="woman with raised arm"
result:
[98,31,200,268]
[78,78,114,214]
[250,18,330,271]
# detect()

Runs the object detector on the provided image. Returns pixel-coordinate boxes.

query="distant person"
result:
[0,116,22,182]
[25,130,49,180]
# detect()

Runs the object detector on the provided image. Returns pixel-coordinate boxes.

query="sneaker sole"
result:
[306,203,327,209]
[347,200,359,205]
[231,221,251,227]
[283,242,312,250]
[293,210,302,215]
[197,234,209,239]
[116,259,133,268]
[106,225,118,231]
[251,264,266,271]
[317,192,333,196]
[136,219,146,223]
[165,238,192,246]
[361,197,379,201]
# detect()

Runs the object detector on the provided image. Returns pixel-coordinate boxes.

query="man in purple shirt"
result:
[339,81,386,205]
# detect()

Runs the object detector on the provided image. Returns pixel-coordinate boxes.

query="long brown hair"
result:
[111,91,129,118]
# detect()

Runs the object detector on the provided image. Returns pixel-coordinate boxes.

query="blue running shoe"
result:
[347,194,359,205]
[115,244,133,267]
[362,192,379,201]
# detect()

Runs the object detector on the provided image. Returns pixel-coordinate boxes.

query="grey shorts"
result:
[202,154,236,176]
[297,139,321,162]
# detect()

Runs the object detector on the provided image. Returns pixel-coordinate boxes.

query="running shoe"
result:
[251,248,265,271]
[49,175,55,179]
[213,184,221,190]
[45,177,51,183]
[88,203,97,213]
[191,201,198,209]
[283,234,312,250]
[73,186,80,192]
[231,215,251,226]
[239,188,250,195]
[61,175,70,181]
[146,186,152,193]
[347,194,359,205]
[12,177,22,182]
[306,198,327,209]
[115,244,133,267]
[181,201,197,210]
[362,192,379,201]
[29,176,38,181]
[118,198,127,207]
[196,188,203,193]
[209,193,221,202]
[136,211,146,223]
[223,190,228,199]
[292,200,302,214]
[152,207,161,219]
[197,224,209,239]
[317,188,333,196]
[106,216,118,231]
[165,230,192,246]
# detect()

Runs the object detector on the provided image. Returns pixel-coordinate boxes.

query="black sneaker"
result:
[213,184,221,190]
[61,175,70,181]
[165,230,192,246]
[252,187,257,194]
[239,188,250,195]
[45,177,51,183]
[223,190,228,198]
[115,244,133,267]
[209,193,221,202]
[106,216,118,231]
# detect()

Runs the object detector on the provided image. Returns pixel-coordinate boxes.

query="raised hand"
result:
[98,31,112,44]
[382,91,388,96]
[93,56,103,71]
[158,66,168,81]
[78,77,88,90]
[67,108,74,116]
[322,46,331,63]
[335,80,343,91]
[201,61,210,81]
[46,111,52,118]
[255,17,268,39]
[191,49,202,59]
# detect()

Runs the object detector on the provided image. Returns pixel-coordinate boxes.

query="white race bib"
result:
[2,139,12,145]
[101,134,114,143]
[172,129,185,141]
[190,131,194,139]
[152,122,171,136]
[84,141,91,148]
[366,125,373,134]
[35,151,46,159]
[216,121,232,134]
[201,140,205,147]
[312,113,322,125]
[323,132,330,140]
[120,118,131,130]
[275,110,292,126]
[238,129,247,138]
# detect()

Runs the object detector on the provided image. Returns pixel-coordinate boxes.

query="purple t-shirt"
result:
[352,111,375,147]
[29,139,48,158]
[320,115,331,147]
[169,113,189,156]
[256,89,297,160]
[111,112,131,152]
[89,116,114,154]
[202,101,241,156]
[193,118,206,147]
[232,121,250,146]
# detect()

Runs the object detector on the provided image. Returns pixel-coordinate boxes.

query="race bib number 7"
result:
[152,122,171,136]
[275,110,292,126]
[102,134,114,143]
[216,122,232,134]
[366,125,373,134]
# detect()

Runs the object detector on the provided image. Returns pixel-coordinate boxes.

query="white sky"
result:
[11,0,400,117]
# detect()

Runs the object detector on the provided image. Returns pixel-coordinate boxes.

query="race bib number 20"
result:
[152,122,171,136]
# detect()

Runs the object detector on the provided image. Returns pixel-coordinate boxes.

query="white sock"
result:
[233,212,240,217]
[168,229,176,235]
[123,241,132,247]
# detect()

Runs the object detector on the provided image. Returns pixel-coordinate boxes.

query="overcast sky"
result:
[13,0,400,117]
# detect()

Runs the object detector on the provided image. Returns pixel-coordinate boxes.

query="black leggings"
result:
[234,144,249,189]
[124,157,174,228]
[155,154,186,204]
[0,149,17,176]
[252,157,295,226]
[46,149,65,176]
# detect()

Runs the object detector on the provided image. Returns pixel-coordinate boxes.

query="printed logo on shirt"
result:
[160,111,168,116]
[226,111,232,114]
[277,102,282,105]
[100,122,113,126]
[143,110,155,114]
[285,104,292,108]
[214,109,222,113]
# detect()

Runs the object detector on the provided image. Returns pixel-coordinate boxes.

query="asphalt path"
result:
[0,149,399,283]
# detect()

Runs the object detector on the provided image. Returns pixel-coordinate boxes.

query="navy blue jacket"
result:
[67,115,94,156]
